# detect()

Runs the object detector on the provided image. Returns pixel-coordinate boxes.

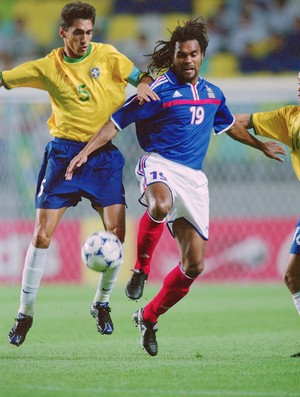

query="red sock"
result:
[143,264,197,323]
[134,210,164,275]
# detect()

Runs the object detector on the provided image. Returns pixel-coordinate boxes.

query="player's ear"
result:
[59,27,66,38]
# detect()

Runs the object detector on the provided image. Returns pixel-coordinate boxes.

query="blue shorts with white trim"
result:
[35,138,126,209]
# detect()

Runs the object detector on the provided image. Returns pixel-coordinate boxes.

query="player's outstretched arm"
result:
[234,113,252,129]
[226,120,286,162]
[65,120,119,180]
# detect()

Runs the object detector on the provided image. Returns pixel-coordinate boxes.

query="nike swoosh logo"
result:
[22,289,32,294]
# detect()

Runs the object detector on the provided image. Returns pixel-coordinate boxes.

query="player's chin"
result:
[77,47,89,55]
[181,70,196,83]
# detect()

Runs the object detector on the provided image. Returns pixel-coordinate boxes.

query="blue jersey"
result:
[111,69,234,170]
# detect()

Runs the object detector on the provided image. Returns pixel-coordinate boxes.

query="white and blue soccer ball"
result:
[81,231,122,272]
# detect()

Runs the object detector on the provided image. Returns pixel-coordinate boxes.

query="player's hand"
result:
[65,153,88,180]
[137,82,160,105]
[262,141,286,162]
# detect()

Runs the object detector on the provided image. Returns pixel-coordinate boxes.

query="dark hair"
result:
[147,17,208,74]
[60,1,96,30]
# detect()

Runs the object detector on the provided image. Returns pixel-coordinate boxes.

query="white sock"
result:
[93,245,124,304]
[292,291,300,315]
[19,244,48,317]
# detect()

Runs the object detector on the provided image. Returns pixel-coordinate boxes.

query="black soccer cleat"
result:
[125,269,148,300]
[133,308,158,356]
[291,352,300,357]
[8,313,33,347]
[90,302,114,335]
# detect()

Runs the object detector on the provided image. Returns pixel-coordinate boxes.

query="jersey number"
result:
[190,106,204,124]
[78,84,91,102]
[150,171,167,181]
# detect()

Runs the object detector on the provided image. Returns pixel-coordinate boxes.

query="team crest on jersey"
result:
[90,67,100,79]
[205,85,215,98]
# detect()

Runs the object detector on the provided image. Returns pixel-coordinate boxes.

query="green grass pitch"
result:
[1,283,300,397]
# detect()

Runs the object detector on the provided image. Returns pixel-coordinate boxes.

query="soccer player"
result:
[235,71,300,357]
[65,18,285,356]
[0,1,158,347]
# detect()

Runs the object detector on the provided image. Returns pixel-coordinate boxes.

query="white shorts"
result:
[135,153,209,240]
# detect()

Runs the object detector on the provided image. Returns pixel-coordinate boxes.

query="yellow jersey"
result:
[252,105,300,181]
[1,43,134,142]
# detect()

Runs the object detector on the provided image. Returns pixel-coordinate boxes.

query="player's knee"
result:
[284,269,296,292]
[32,232,51,249]
[148,199,171,221]
[109,227,125,244]
[182,258,204,278]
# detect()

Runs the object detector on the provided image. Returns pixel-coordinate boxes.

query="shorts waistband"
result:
[53,137,87,149]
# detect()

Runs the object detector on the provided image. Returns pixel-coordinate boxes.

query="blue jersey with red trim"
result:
[111,69,234,170]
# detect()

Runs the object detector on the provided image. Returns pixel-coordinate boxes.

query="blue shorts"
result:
[290,219,300,255]
[35,138,126,209]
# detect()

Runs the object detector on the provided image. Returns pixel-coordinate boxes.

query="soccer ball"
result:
[81,231,122,272]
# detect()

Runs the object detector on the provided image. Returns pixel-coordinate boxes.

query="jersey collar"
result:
[62,43,92,63]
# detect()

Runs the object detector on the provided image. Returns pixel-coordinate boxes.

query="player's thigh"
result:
[173,217,207,276]
[286,254,300,274]
[95,204,126,243]
[135,154,174,209]
[285,254,300,276]
[145,182,173,216]
[285,254,300,292]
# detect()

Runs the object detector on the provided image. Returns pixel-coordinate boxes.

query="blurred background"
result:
[0,0,299,286]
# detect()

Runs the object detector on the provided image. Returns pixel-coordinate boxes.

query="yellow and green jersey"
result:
[252,105,300,180]
[1,43,135,142]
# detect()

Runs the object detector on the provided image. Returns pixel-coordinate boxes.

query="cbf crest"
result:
[90,67,100,79]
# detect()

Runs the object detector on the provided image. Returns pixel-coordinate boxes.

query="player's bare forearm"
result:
[234,113,253,129]
[65,120,118,180]
[85,120,118,155]
[226,121,261,148]
[227,121,286,162]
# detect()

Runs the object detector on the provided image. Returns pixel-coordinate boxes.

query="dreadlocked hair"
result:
[147,17,208,75]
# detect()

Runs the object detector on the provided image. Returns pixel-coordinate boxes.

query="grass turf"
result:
[1,283,300,397]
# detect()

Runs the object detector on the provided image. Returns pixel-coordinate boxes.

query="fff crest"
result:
[90,67,100,79]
